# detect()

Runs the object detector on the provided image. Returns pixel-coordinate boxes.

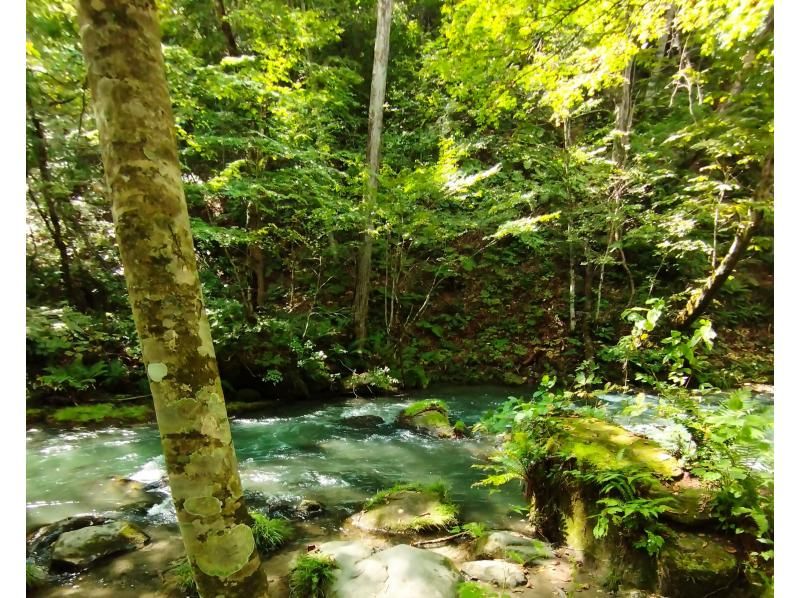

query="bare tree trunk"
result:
[26,88,83,310]
[214,0,240,57]
[77,2,267,596]
[671,152,772,331]
[353,0,393,346]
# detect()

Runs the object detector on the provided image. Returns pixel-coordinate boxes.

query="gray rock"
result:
[318,542,461,598]
[475,530,553,563]
[51,520,149,568]
[27,515,109,559]
[460,560,526,587]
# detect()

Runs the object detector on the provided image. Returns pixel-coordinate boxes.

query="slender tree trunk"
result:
[597,58,636,319]
[246,202,267,310]
[582,245,595,359]
[353,0,393,346]
[77,2,267,596]
[26,89,83,310]
[214,0,241,57]
[671,152,772,331]
[645,4,674,102]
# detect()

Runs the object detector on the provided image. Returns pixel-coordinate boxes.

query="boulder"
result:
[318,542,461,598]
[296,499,325,519]
[396,400,455,438]
[348,486,458,534]
[475,531,553,563]
[51,520,149,568]
[27,515,109,559]
[460,560,526,587]
[341,415,386,428]
[656,531,739,598]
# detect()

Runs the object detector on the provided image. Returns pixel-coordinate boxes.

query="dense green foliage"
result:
[26,1,772,411]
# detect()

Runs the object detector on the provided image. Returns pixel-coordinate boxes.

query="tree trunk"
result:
[214,0,241,57]
[76,2,267,596]
[26,88,83,310]
[671,152,772,331]
[353,0,393,346]
[246,202,267,310]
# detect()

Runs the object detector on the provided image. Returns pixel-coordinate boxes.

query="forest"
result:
[25,0,774,597]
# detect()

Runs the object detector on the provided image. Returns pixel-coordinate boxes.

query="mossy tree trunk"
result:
[353,0,393,347]
[76,2,267,596]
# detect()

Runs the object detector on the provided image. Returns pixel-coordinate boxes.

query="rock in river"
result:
[51,520,149,569]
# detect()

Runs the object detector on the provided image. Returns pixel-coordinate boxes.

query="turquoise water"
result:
[26,386,527,530]
[26,385,774,531]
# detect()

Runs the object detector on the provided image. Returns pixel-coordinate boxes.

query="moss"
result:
[289,553,338,598]
[556,417,682,478]
[358,481,459,533]
[402,399,448,418]
[657,531,739,597]
[250,512,292,553]
[397,400,454,437]
[26,562,48,591]
[454,420,468,437]
[50,403,153,425]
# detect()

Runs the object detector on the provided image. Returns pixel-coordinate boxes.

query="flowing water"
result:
[26,385,774,533]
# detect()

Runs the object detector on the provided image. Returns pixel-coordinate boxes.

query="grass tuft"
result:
[250,512,293,553]
[289,553,338,598]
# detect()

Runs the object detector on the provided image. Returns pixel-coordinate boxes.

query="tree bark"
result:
[76,2,267,596]
[671,152,772,331]
[214,0,241,57]
[353,0,392,346]
[246,202,267,310]
[26,88,83,310]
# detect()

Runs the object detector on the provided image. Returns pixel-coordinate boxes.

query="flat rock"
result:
[318,542,460,598]
[51,520,149,569]
[348,489,457,534]
[475,531,553,563]
[460,560,526,587]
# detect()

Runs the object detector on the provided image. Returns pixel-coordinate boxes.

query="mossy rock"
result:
[49,403,154,426]
[349,484,458,534]
[657,531,739,597]
[556,417,683,478]
[649,481,718,527]
[396,400,455,438]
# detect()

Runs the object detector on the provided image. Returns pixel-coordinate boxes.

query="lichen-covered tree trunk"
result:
[76,2,268,596]
[353,0,393,346]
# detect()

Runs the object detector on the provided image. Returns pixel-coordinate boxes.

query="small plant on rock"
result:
[289,552,338,598]
[250,512,293,553]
